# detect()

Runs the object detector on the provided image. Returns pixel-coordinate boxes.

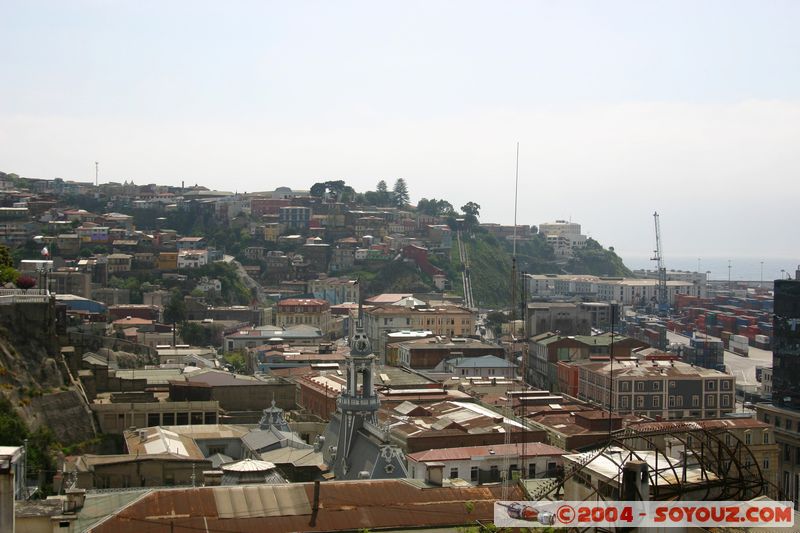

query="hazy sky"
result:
[2,1,799,262]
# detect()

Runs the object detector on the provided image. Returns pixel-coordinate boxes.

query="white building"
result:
[525,274,705,305]
[538,220,587,257]
[177,249,209,269]
[407,442,565,485]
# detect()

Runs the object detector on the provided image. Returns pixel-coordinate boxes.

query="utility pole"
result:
[510,142,519,322]
[95,161,99,187]
[728,260,732,290]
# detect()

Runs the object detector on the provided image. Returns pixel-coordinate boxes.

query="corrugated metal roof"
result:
[213,484,310,518]
[408,442,566,462]
[87,479,524,532]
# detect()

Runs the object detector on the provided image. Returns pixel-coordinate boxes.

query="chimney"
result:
[63,488,87,513]
[312,480,320,512]
[202,470,223,486]
[425,462,445,486]
[621,460,649,501]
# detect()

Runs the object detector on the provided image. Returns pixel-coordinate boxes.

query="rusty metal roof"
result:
[86,479,523,532]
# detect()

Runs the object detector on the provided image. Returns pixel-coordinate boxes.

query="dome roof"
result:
[221,458,277,473]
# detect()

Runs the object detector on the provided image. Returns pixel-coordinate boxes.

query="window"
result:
[707,395,716,407]
[653,396,660,407]
[692,395,700,407]
[721,395,730,407]
[707,381,716,391]
[450,467,458,479]
[722,380,731,390]
[529,463,536,478]
[676,396,684,407]
[621,396,629,408]
[176,412,189,425]
[669,381,676,389]
[489,465,499,481]
[471,466,478,481]
[621,381,630,392]
[636,396,644,408]
[763,432,770,445]
[653,381,660,391]
[788,420,794,431]
[636,381,644,392]
[745,432,752,445]
[669,396,675,407]
[162,412,175,425]
[725,434,732,446]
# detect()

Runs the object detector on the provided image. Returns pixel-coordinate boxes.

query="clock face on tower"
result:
[351,332,371,355]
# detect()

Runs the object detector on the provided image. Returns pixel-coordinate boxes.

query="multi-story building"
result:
[279,206,311,230]
[157,251,178,270]
[106,253,132,273]
[627,418,779,498]
[527,332,648,391]
[49,270,92,298]
[363,302,476,356]
[177,249,209,269]
[441,354,516,378]
[526,274,705,305]
[274,298,331,336]
[175,236,206,250]
[76,225,110,244]
[390,336,505,369]
[538,220,587,257]
[526,301,616,337]
[576,358,735,420]
[407,443,565,485]
[756,271,800,508]
[0,207,31,246]
[307,276,359,305]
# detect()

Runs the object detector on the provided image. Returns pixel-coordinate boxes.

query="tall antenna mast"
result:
[510,143,519,322]
[95,161,99,187]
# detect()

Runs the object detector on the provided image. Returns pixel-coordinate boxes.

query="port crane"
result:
[651,212,669,315]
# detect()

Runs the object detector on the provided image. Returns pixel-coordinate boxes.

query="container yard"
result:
[685,333,726,370]
[667,293,773,352]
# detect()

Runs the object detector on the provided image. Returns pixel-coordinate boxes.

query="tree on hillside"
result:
[310,180,356,202]
[461,201,481,226]
[393,178,409,207]
[417,198,455,217]
[461,202,480,218]
[0,245,18,285]
[376,180,390,206]
[164,289,186,324]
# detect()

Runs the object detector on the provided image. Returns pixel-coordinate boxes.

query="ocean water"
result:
[621,255,800,282]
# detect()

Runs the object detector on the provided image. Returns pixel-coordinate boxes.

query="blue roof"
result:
[447,355,515,369]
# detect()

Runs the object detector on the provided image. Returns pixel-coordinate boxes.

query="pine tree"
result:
[393,178,409,207]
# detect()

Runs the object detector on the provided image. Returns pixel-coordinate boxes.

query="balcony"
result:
[338,395,380,411]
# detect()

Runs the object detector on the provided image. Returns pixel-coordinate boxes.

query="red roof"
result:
[87,480,523,532]
[407,442,565,463]
[277,298,329,307]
